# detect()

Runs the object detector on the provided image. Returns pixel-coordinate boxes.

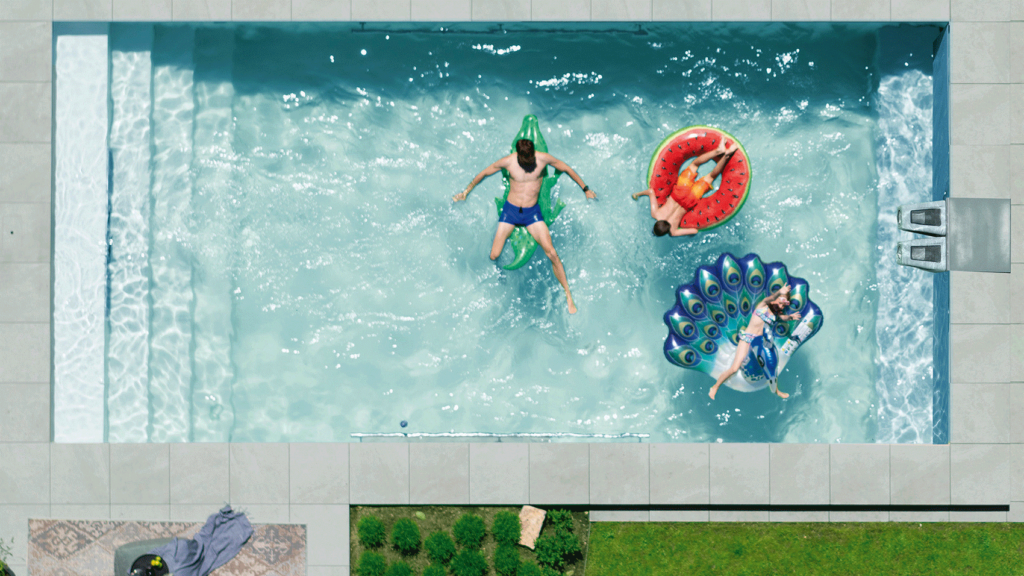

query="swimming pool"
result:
[52,22,943,443]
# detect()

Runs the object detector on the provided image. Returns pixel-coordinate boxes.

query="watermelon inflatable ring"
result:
[647,126,752,230]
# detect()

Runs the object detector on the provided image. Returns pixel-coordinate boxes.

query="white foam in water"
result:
[106,27,154,443]
[188,29,237,442]
[873,70,935,443]
[53,32,109,443]
[146,27,197,442]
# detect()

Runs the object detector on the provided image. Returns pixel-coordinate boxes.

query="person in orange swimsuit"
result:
[632,141,737,237]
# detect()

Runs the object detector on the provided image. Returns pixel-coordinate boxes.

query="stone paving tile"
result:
[769,511,829,522]
[0,0,53,20]
[0,383,50,442]
[308,568,350,576]
[529,444,588,505]
[113,0,172,19]
[172,0,232,19]
[54,0,112,19]
[470,0,530,19]
[291,443,349,505]
[951,324,1011,383]
[230,443,290,504]
[710,444,768,505]
[950,23,1010,83]
[950,84,1011,146]
[710,510,770,522]
[468,443,528,505]
[891,0,949,20]
[951,444,1010,505]
[830,444,889,505]
[290,504,349,567]
[0,504,48,566]
[589,510,649,521]
[411,0,468,19]
[950,383,1011,443]
[712,0,770,19]
[829,511,889,522]
[890,511,951,522]
[831,0,889,20]
[170,443,229,505]
[0,264,50,323]
[952,0,1012,20]
[232,0,290,19]
[409,443,469,504]
[1009,501,1024,522]
[51,443,109,505]
[770,444,829,505]
[950,511,1008,521]
[350,443,409,504]
[771,0,830,20]
[650,443,709,504]
[591,0,651,19]
[533,0,589,19]
[890,444,950,505]
[1,202,51,262]
[950,145,1010,200]
[50,504,111,519]
[653,0,711,19]
[590,443,648,505]
[950,271,1009,323]
[110,505,170,520]
[111,443,170,504]
[0,144,50,203]
[293,0,350,19]
[351,0,410,19]
[0,23,51,82]
[1011,443,1024,501]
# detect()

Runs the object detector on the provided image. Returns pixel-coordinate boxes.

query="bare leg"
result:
[525,221,577,314]
[710,340,750,400]
[490,222,516,261]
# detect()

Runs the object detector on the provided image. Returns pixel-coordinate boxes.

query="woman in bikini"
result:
[631,141,737,237]
[708,284,802,400]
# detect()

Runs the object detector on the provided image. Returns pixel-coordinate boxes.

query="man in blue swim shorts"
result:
[453,139,595,314]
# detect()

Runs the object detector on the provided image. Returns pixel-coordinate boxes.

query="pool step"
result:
[107,24,155,443]
[147,25,198,443]
[189,27,238,442]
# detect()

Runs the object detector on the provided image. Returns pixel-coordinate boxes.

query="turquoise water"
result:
[92,22,936,442]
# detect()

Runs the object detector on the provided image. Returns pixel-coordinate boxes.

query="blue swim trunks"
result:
[499,201,544,227]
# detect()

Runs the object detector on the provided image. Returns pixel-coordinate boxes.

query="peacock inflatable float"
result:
[663,253,824,393]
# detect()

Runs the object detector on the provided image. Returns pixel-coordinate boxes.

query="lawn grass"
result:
[350,506,591,576]
[586,522,1024,576]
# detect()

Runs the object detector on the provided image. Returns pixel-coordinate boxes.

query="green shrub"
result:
[359,516,387,548]
[541,567,561,576]
[494,543,520,576]
[453,513,486,549]
[452,549,488,576]
[391,518,422,555]
[534,528,581,572]
[357,551,387,576]
[423,565,447,576]
[518,561,542,576]
[425,531,456,565]
[385,560,412,576]
[492,511,522,546]
[546,510,573,533]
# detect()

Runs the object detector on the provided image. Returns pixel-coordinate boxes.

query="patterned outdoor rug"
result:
[28,519,306,576]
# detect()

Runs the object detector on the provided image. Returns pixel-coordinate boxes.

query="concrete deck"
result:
[1,1,1022,575]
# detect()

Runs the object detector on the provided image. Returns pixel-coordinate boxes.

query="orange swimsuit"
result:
[669,164,711,210]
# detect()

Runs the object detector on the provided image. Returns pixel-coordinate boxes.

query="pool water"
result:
[57,22,939,443]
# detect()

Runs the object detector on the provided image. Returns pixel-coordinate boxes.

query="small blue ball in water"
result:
[400,420,408,428]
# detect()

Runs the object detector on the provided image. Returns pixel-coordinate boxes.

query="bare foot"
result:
[776,390,789,399]
[567,293,577,314]
[725,143,739,155]
[709,384,720,400]
[715,141,727,155]
[631,192,641,201]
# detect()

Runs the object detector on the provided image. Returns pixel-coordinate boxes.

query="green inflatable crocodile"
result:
[494,115,566,270]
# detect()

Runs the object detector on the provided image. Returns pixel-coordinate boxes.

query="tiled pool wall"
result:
[1,1,1022,575]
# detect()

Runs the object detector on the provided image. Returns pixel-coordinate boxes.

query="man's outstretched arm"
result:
[670,223,699,237]
[454,158,507,202]
[542,153,596,199]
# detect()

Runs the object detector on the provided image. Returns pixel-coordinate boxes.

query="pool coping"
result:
[2,1,1022,575]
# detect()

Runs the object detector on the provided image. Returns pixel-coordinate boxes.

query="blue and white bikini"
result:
[738,307,781,393]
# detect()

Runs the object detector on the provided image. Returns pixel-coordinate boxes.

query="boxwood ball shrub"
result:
[518,561,542,576]
[359,516,387,549]
[453,513,486,549]
[494,543,521,576]
[357,551,387,576]
[384,560,412,576]
[452,549,488,576]
[546,509,573,533]
[391,518,421,555]
[492,511,522,546]
[423,565,447,576]
[425,531,456,565]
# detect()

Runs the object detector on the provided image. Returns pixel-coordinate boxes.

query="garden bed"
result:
[349,506,591,576]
